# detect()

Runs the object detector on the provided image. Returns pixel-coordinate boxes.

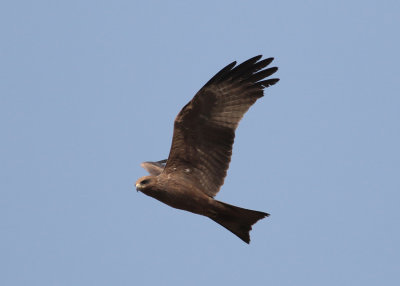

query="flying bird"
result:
[136,55,279,243]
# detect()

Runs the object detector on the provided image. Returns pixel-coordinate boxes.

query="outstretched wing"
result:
[163,55,279,197]
[141,159,167,176]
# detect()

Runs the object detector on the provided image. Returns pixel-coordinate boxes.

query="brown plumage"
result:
[136,55,279,243]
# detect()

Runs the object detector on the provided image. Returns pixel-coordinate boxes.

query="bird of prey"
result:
[136,55,279,243]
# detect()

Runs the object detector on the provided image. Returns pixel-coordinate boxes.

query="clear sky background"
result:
[1,0,399,285]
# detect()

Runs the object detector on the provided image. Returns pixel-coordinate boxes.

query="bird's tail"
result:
[209,200,269,244]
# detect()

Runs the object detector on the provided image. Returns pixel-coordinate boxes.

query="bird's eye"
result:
[141,179,150,185]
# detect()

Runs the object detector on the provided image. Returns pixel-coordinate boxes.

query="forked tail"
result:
[210,200,269,244]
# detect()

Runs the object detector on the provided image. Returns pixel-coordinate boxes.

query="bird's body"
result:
[137,174,213,216]
[136,55,279,243]
[136,173,269,243]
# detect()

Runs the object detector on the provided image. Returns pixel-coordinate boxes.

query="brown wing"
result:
[163,55,279,197]
[141,159,167,176]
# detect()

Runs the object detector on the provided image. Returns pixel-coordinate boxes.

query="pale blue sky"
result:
[1,1,399,285]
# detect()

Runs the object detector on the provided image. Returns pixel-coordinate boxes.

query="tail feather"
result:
[210,200,269,244]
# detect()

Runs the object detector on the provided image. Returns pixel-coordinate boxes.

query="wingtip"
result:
[228,60,237,68]
[262,56,274,64]
[259,78,280,88]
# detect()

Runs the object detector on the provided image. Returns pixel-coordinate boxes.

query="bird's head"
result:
[135,176,156,194]
[135,175,168,201]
